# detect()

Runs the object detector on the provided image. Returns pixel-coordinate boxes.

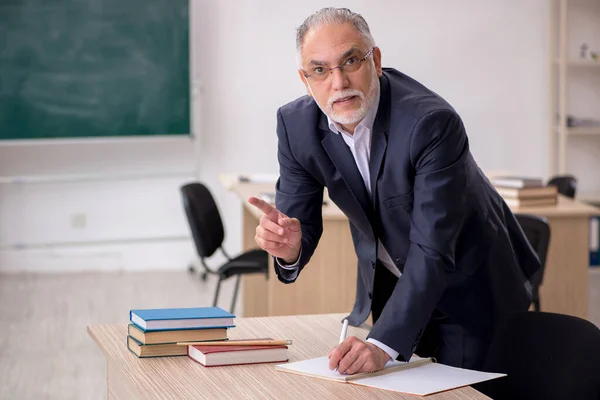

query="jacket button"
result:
[371,261,376,269]
[368,292,372,299]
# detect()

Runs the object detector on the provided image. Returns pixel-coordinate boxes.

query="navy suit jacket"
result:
[273,68,541,361]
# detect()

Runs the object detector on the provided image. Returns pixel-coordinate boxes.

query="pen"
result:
[176,339,292,346]
[334,319,349,373]
[339,319,349,344]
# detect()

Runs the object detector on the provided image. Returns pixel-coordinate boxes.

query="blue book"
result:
[130,307,235,331]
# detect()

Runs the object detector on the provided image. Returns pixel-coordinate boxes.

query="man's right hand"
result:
[247,196,302,263]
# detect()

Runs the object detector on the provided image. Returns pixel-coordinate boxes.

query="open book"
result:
[275,356,505,396]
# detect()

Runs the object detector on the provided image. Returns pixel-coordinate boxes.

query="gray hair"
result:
[296,8,376,67]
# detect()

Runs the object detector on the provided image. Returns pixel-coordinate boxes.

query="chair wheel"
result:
[201,272,208,281]
[188,264,195,273]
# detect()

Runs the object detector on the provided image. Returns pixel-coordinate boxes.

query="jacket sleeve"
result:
[367,109,470,361]
[273,108,324,283]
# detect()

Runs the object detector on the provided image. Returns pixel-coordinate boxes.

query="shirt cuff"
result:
[275,248,302,270]
[367,338,400,361]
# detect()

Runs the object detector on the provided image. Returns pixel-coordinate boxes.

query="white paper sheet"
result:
[352,362,505,396]
[276,356,505,395]
[275,356,407,382]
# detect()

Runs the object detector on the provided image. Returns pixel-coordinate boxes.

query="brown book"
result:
[503,197,558,207]
[187,338,288,367]
[128,324,228,345]
[490,176,544,189]
[495,185,558,199]
[127,336,187,358]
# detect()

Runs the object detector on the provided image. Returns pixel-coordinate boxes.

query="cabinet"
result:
[549,0,600,204]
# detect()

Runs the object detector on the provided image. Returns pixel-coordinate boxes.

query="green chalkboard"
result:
[0,0,190,140]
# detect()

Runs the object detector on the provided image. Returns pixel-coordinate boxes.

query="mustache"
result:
[327,90,365,109]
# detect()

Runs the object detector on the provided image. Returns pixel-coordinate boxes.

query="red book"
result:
[187,339,288,367]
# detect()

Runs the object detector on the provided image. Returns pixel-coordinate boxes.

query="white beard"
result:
[308,65,380,127]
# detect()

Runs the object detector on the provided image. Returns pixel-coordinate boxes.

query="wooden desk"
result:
[510,195,599,319]
[222,175,599,320]
[88,313,489,399]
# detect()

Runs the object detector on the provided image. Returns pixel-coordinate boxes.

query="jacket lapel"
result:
[369,74,391,207]
[321,130,373,218]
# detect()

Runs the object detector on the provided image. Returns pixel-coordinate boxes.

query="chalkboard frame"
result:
[0,0,191,141]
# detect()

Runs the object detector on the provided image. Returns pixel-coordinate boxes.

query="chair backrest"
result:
[548,175,577,198]
[515,214,550,288]
[180,182,225,259]
[478,311,600,400]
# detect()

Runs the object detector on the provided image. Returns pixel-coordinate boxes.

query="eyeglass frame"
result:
[301,47,376,81]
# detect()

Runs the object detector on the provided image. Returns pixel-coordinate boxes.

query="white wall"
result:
[0,138,200,272]
[0,0,554,272]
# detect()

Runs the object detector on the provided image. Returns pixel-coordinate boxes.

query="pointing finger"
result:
[256,226,288,244]
[255,236,285,251]
[248,196,278,219]
[260,215,285,236]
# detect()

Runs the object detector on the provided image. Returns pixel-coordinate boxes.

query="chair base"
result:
[213,271,265,314]
[188,262,217,282]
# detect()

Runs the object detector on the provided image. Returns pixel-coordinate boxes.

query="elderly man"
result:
[249,7,539,374]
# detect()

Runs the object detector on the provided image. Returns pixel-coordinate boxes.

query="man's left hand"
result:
[328,336,391,374]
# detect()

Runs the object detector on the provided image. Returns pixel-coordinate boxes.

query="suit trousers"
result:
[371,262,491,369]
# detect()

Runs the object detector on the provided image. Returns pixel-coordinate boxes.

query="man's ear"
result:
[373,47,383,76]
[298,69,313,97]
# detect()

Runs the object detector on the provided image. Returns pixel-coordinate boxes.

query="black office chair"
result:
[475,311,600,400]
[547,175,577,198]
[515,214,550,312]
[180,182,268,313]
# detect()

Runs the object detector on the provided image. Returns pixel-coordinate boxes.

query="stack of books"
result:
[491,176,558,207]
[126,306,290,365]
[127,306,235,358]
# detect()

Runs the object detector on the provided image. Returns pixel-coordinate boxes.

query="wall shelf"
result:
[549,0,600,200]
[555,59,600,68]
[578,192,600,205]
[567,127,600,136]
[554,127,600,136]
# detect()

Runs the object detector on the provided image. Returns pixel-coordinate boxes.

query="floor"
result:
[1,269,599,400]
[0,270,239,400]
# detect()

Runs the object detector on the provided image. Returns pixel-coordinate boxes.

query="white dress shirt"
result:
[278,86,401,360]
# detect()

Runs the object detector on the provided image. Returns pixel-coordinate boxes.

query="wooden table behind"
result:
[222,176,599,319]
[88,314,489,399]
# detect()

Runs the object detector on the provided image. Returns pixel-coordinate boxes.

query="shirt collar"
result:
[327,85,381,136]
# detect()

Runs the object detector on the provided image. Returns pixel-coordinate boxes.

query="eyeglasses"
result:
[302,47,375,82]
